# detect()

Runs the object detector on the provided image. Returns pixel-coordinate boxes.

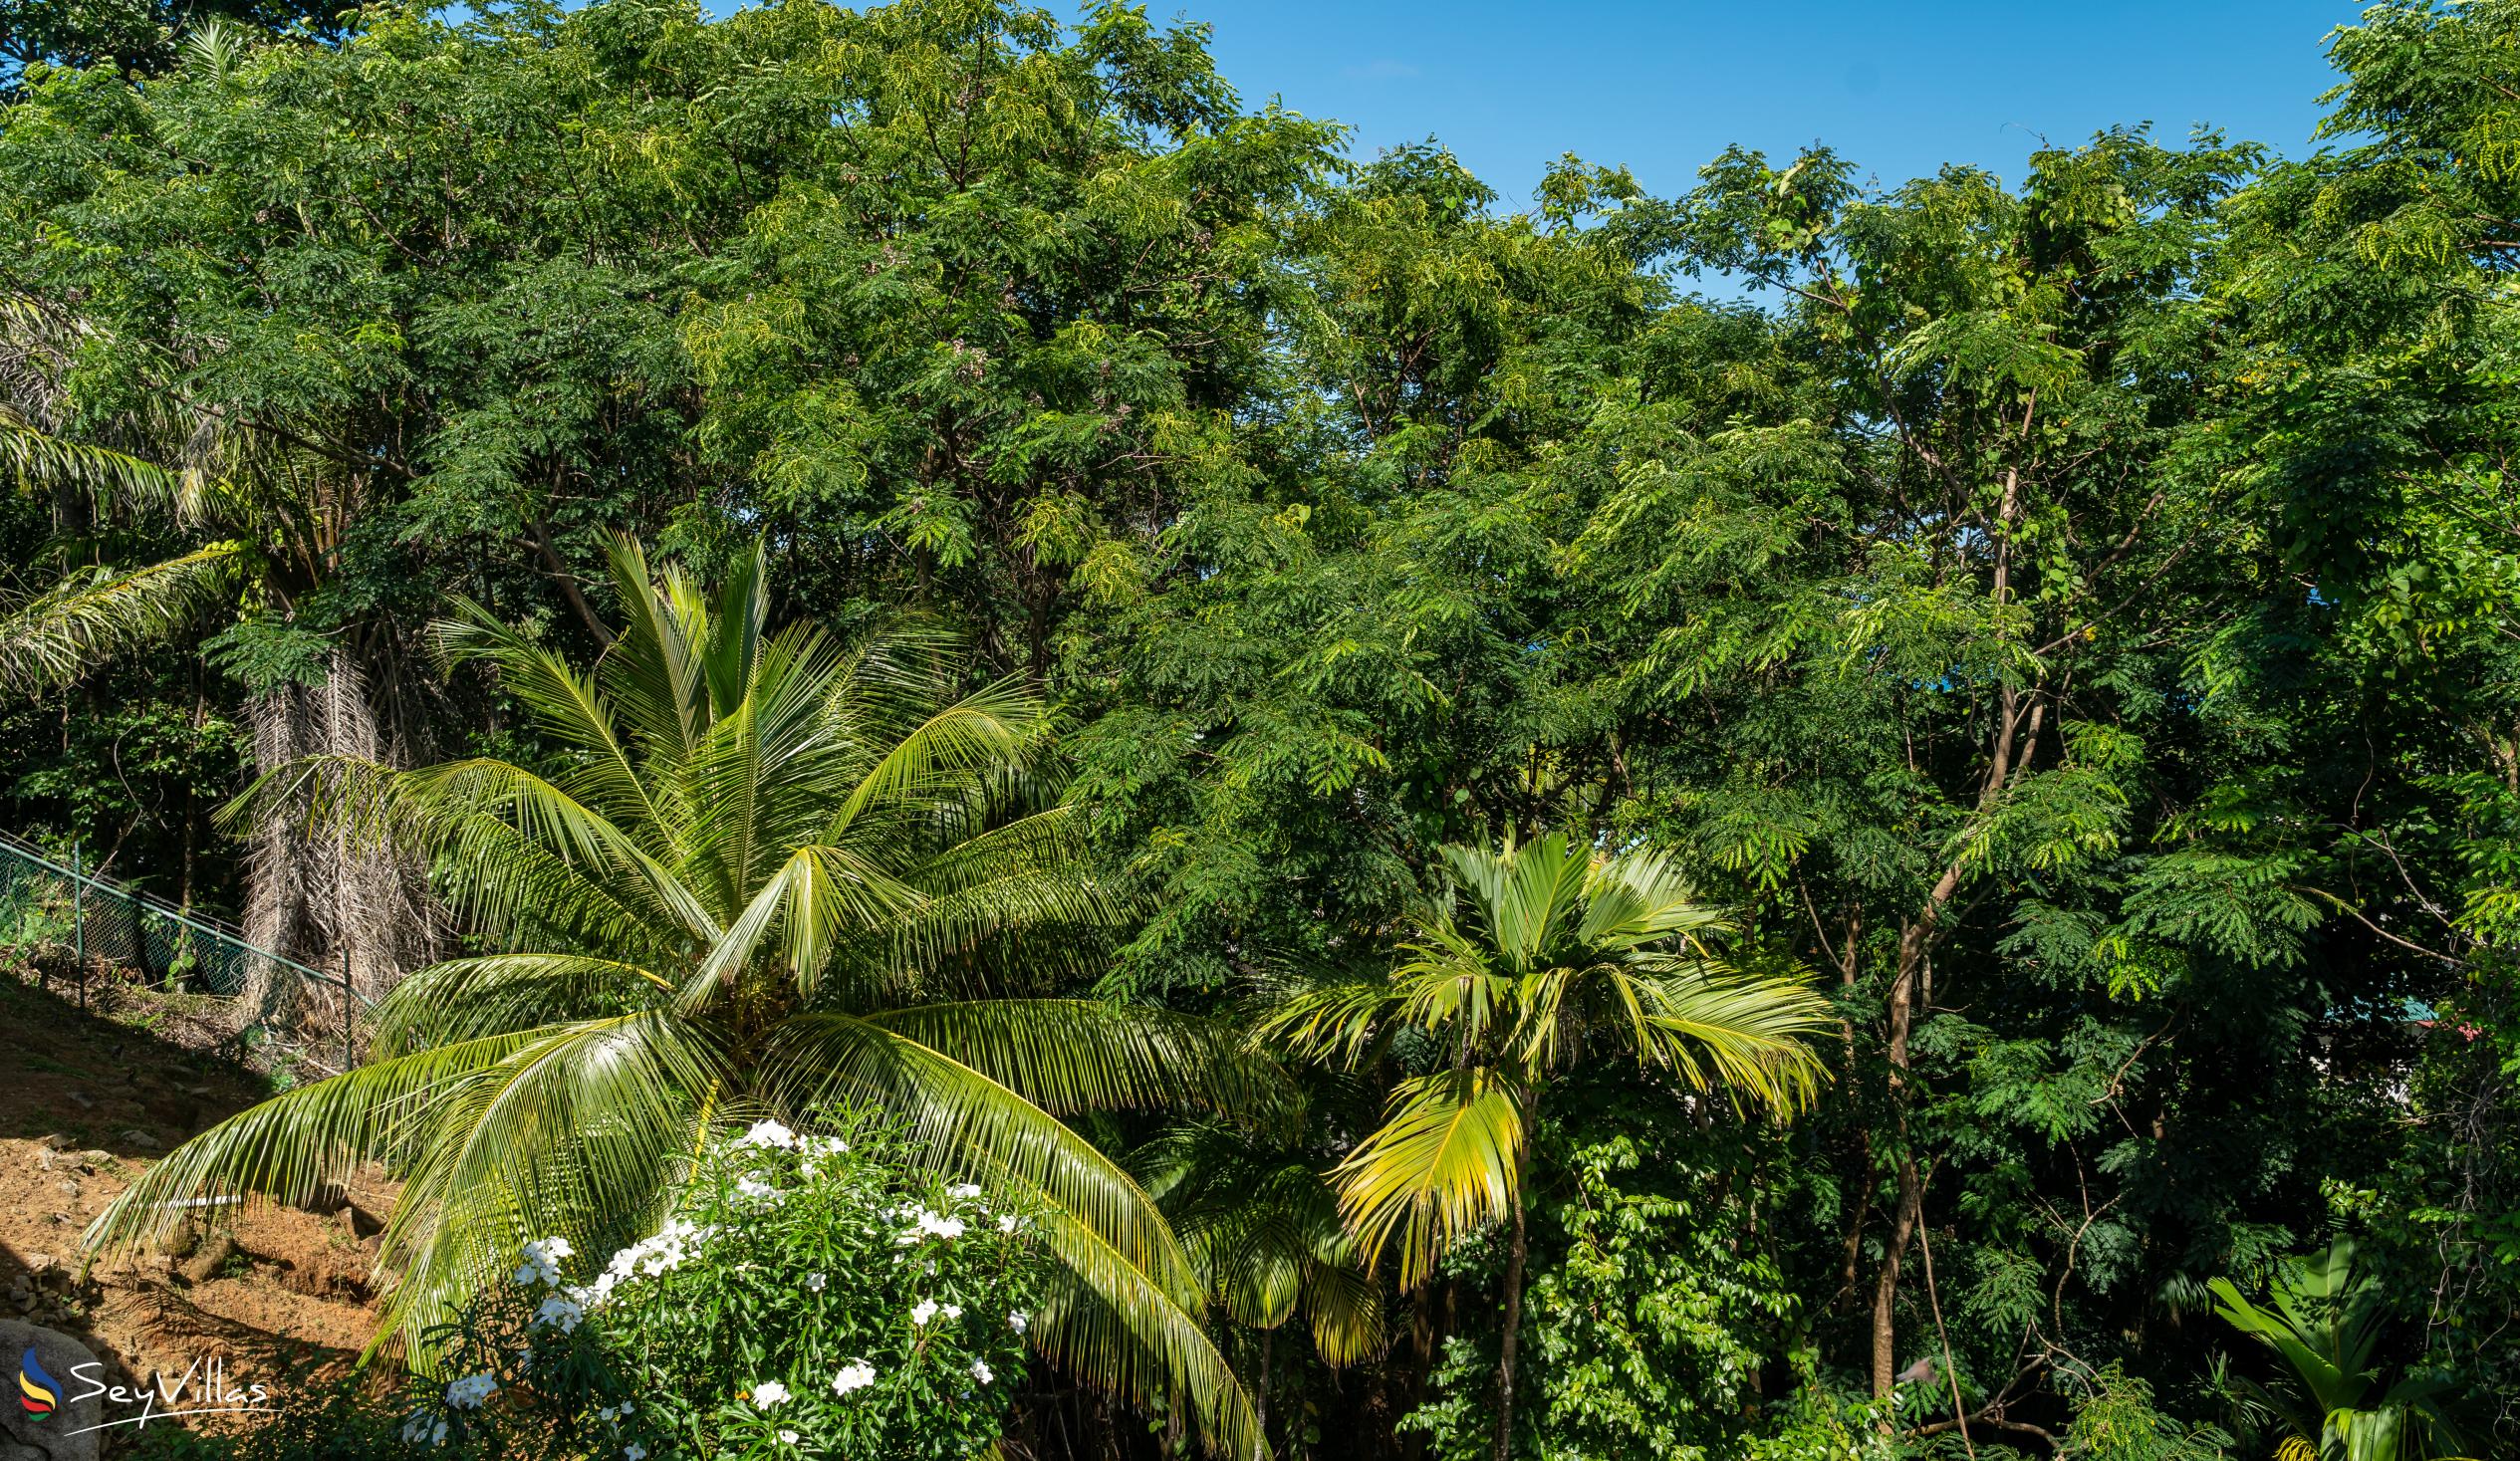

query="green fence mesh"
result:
[0,830,369,1075]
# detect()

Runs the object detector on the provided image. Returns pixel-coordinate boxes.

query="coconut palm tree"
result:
[1262,833,1832,1461]
[88,538,1283,1458]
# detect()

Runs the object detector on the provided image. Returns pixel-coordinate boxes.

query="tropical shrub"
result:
[2209,1242,2473,1461]
[393,1113,1044,1461]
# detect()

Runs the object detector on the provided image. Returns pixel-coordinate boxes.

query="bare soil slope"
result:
[0,968,386,1435]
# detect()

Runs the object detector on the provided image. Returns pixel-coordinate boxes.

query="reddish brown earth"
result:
[0,964,390,1444]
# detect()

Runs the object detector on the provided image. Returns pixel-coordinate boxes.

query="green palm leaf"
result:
[0,542,245,694]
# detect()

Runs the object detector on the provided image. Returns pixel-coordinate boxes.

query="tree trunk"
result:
[242,648,437,1037]
[1255,1326,1273,1460]
[1869,899,1943,1398]
[1493,1185,1528,1461]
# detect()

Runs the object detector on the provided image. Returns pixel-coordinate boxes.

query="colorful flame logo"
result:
[18,1346,59,1417]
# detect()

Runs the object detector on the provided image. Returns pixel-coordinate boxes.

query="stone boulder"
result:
[0,1320,103,1461]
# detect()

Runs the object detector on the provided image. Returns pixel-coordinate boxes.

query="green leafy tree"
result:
[89,540,1280,1457]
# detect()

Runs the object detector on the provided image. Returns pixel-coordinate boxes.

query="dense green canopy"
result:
[3,1,2516,1457]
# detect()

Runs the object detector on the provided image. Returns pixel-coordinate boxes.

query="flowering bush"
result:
[396,1112,1045,1460]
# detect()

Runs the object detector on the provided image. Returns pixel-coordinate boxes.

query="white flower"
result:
[779,1429,800,1444]
[736,1119,798,1150]
[910,1299,939,1326]
[751,1380,792,1407]
[735,1173,781,1203]
[625,1447,646,1461]
[401,1414,431,1443]
[946,1182,982,1200]
[431,1421,448,1447]
[969,1358,994,1384]
[806,1273,827,1292]
[832,1360,878,1396]
[534,1294,585,1333]
[997,1212,1020,1234]
[897,1207,967,1243]
[622,1401,634,1415]
[597,1218,709,1295]
[514,1235,573,1287]
[444,1372,499,1410]
[943,1303,963,1321]
[1009,1310,1029,1334]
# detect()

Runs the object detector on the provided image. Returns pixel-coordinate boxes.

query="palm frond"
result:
[1333,1067,1526,1290]
[0,408,207,517]
[1635,967,1833,1114]
[1029,1205,1267,1461]
[372,954,673,1055]
[372,1013,722,1351]
[766,1012,1205,1305]
[0,543,244,694]
[866,999,1295,1128]
[86,1030,550,1254]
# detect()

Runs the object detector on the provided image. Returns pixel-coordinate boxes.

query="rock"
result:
[155,1217,200,1262]
[338,1201,383,1239]
[72,1154,111,1175]
[36,1135,69,1153]
[0,1319,106,1461]
[178,1232,237,1287]
[111,1130,158,1154]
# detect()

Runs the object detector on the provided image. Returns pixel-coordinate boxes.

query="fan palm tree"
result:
[87,538,1284,1458]
[1262,834,1832,1461]
[2209,1241,2474,1461]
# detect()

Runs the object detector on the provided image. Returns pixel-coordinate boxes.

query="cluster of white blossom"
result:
[399,1413,450,1446]
[893,1207,968,1244]
[734,1119,798,1150]
[562,1218,712,1310]
[513,1235,574,1288]
[533,1293,586,1333]
[831,1359,878,1396]
[749,1380,793,1407]
[444,1372,499,1410]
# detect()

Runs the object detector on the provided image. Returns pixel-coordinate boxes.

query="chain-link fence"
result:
[0,829,370,1079]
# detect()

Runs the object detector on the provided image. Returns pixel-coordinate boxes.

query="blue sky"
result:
[1175,1,2369,206]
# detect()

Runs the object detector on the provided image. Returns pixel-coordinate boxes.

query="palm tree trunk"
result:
[241,648,437,1031]
[1255,1326,1272,1459]
[1493,1182,1528,1461]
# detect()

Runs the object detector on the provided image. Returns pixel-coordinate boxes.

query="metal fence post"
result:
[70,838,86,1012]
